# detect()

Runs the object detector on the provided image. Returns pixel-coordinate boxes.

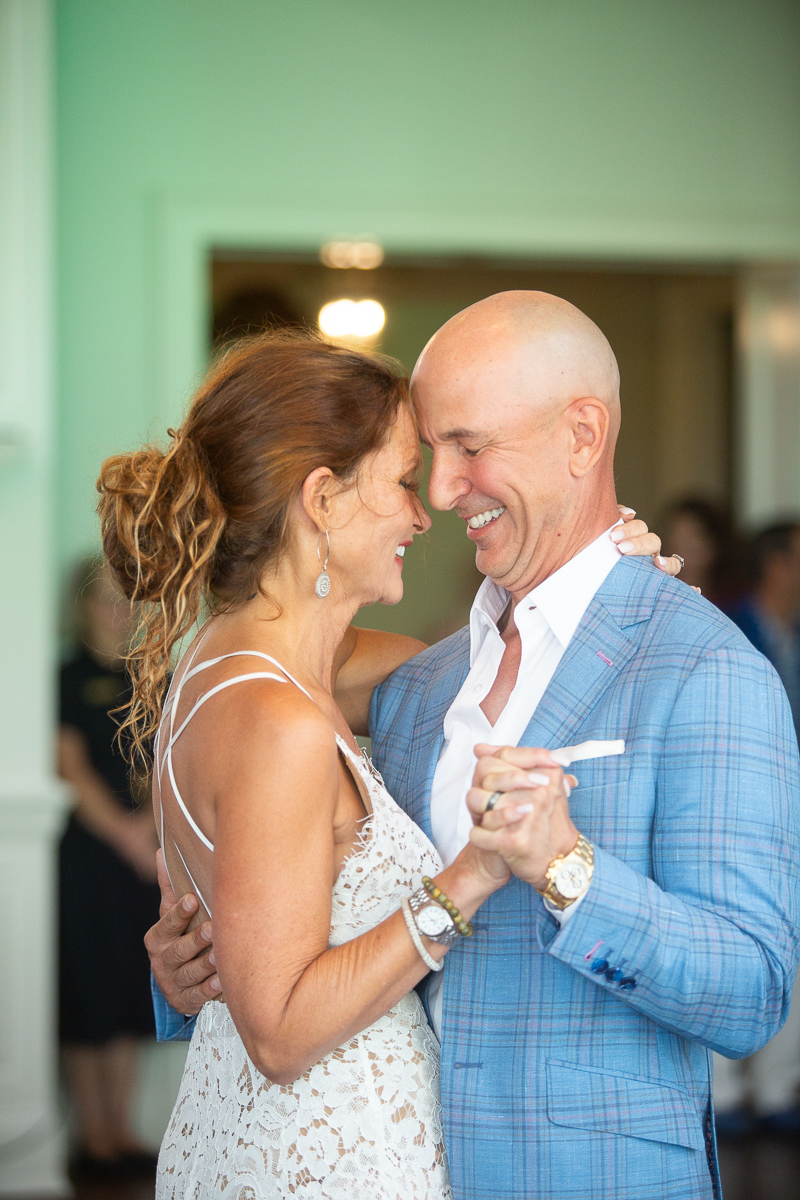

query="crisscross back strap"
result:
[160,650,314,853]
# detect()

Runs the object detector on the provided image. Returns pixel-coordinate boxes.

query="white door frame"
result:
[153,198,800,522]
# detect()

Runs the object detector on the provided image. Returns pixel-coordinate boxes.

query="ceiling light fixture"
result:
[320,240,384,270]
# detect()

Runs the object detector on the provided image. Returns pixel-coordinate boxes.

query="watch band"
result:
[407,886,460,947]
[401,898,443,971]
[538,834,595,909]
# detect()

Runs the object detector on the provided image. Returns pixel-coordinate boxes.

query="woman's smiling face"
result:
[331,403,431,609]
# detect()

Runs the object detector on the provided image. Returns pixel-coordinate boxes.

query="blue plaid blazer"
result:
[369,556,800,1200]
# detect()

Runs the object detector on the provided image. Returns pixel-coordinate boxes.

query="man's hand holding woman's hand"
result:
[144,850,221,1016]
[466,745,578,890]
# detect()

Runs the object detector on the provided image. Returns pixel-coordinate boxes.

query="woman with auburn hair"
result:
[97,330,671,1198]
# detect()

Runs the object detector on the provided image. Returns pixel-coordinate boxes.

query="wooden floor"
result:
[35,1142,797,1199]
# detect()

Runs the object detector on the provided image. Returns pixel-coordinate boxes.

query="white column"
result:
[0,0,69,1194]
[737,266,800,526]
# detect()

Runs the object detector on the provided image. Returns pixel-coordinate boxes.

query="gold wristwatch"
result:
[538,834,594,909]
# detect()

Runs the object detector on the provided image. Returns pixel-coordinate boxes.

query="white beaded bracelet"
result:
[401,897,443,972]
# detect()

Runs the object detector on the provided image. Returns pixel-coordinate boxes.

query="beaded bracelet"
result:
[421,876,474,938]
[400,897,443,972]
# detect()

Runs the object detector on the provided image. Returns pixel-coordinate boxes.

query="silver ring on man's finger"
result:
[671,554,685,570]
[484,791,503,814]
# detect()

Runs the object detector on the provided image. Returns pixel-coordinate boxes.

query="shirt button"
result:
[473,685,482,693]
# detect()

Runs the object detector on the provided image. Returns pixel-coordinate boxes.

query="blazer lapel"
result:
[520,557,662,752]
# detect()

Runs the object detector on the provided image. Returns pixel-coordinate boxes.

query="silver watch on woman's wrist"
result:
[406,886,460,947]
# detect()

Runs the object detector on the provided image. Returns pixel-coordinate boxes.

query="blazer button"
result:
[591,958,610,974]
[606,967,624,982]
[618,977,637,990]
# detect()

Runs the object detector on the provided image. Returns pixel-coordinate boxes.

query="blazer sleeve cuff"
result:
[544,845,654,994]
[151,972,198,1042]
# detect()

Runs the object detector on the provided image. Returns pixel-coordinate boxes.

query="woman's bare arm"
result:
[333,627,427,735]
[210,686,503,1085]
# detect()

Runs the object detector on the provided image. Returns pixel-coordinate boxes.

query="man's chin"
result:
[473,540,516,584]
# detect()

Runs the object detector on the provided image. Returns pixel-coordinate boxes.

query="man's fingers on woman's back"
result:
[145,896,204,958]
[162,920,213,970]
[178,975,223,1015]
[173,947,217,990]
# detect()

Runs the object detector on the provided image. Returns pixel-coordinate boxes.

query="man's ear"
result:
[300,466,336,530]
[567,398,610,478]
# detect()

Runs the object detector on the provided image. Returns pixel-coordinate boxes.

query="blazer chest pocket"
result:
[546,1059,704,1152]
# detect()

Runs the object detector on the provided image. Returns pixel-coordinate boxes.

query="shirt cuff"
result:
[543,879,592,925]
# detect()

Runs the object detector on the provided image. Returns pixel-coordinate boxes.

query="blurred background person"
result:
[57,558,160,1180]
[728,522,800,738]
[662,496,745,609]
[714,520,800,1138]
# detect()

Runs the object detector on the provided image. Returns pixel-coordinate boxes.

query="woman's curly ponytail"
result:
[97,431,225,763]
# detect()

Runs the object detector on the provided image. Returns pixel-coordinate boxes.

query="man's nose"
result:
[427,449,469,512]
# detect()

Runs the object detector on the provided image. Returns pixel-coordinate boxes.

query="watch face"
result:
[554,861,589,900]
[416,904,453,937]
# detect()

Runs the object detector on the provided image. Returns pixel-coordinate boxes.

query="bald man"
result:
[149,294,799,1200]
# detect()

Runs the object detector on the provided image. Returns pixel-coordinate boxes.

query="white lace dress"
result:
[156,732,452,1200]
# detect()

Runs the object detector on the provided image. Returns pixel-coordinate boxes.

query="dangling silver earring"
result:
[315,530,331,598]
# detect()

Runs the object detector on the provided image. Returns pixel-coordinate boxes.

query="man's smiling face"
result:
[414,365,570,597]
[410,290,622,601]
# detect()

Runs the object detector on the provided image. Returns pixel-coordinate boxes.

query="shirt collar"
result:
[469,521,623,658]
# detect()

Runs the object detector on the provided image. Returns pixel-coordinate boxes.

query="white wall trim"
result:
[0,0,69,1193]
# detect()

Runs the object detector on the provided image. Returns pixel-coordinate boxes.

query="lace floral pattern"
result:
[157,738,452,1199]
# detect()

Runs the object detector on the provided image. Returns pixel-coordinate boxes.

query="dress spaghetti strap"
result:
[158,649,323,919]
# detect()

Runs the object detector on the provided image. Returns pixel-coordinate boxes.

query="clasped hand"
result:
[466,744,579,891]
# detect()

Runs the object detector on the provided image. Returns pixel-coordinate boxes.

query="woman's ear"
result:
[567,397,610,478]
[300,466,336,531]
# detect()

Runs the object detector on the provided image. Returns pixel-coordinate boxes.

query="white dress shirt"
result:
[427,522,623,1038]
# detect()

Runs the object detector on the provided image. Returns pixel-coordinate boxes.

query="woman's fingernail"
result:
[208,951,215,967]
[563,779,572,797]
[182,895,196,912]
[515,804,534,815]
[201,924,212,942]
[210,975,222,992]
[528,772,549,785]
[655,555,668,567]
[616,540,634,553]
[610,528,625,542]
[619,506,636,515]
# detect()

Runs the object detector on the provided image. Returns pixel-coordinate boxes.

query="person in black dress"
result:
[58,558,160,1177]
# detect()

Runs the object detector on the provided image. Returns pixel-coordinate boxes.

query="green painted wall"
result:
[57,0,800,628]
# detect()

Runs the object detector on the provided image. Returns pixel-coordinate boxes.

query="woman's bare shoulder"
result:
[185,662,340,797]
